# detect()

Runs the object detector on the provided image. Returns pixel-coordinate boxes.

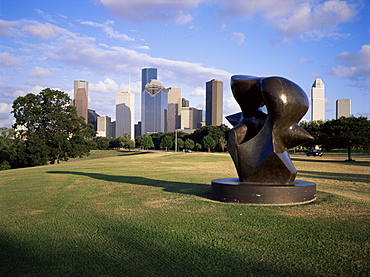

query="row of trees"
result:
[92,124,230,153]
[134,124,229,152]
[300,116,370,160]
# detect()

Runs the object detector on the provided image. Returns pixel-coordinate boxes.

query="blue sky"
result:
[1,0,369,128]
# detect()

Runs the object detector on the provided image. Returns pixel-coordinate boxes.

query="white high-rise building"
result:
[311,78,325,121]
[116,91,134,139]
[336,99,351,119]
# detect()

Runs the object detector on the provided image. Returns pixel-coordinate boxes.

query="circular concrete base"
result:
[211,178,316,205]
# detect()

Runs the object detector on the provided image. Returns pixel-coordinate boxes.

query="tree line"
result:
[299,117,370,160]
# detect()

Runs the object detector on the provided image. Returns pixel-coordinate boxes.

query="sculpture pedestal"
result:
[211,178,316,205]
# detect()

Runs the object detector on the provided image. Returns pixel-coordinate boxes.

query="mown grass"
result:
[0,151,369,276]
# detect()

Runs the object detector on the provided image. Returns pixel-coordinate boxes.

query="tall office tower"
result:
[73,80,88,123]
[181,107,203,130]
[336,99,351,119]
[206,79,223,126]
[167,87,182,132]
[311,78,325,121]
[116,91,134,139]
[182,98,189,107]
[141,68,168,134]
[97,115,113,138]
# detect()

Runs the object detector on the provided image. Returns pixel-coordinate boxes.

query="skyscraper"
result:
[116,91,134,139]
[311,78,325,121]
[141,68,168,134]
[336,99,351,119]
[167,87,182,132]
[73,80,88,123]
[206,79,223,126]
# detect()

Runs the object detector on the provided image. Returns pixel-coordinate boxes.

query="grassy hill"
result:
[1,150,369,276]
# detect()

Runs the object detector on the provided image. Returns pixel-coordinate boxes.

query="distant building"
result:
[311,78,325,121]
[167,87,182,132]
[88,109,99,131]
[336,99,351,119]
[181,107,203,130]
[141,68,168,134]
[116,91,134,139]
[182,98,189,107]
[134,121,141,138]
[206,79,223,126]
[97,115,114,138]
[73,80,88,123]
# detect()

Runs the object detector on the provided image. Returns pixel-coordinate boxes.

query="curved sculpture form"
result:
[227,75,313,184]
[211,75,316,205]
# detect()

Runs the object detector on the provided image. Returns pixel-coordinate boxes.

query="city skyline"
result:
[1,1,369,128]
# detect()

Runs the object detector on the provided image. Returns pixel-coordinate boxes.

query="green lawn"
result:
[1,151,369,276]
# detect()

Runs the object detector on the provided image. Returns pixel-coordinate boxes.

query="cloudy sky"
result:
[1,0,369,128]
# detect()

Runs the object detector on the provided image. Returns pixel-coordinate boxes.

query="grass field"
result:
[0,150,369,276]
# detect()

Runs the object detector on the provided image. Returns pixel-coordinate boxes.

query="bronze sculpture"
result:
[211,75,316,205]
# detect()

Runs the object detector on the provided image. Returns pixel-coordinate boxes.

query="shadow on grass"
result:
[0,228,316,277]
[47,171,210,197]
[291,157,370,167]
[116,150,154,156]
[298,170,370,183]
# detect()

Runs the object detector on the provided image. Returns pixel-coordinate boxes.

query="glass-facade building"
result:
[141,68,168,134]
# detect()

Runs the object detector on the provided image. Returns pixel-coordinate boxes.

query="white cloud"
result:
[329,45,370,86]
[0,52,21,66]
[0,102,12,114]
[230,32,246,45]
[298,58,313,64]
[98,0,199,24]
[134,45,150,50]
[90,77,129,94]
[80,20,135,41]
[190,86,205,96]
[27,66,53,78]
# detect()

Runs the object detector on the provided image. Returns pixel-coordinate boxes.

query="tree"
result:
[195,143,202,151]
[160,135,173,151]
[121,133,135,151]
[11,88,95,165]
[184,138,195,150]
[176,138,184,150]
[299,120,324,148]
[94,137,110,150]
[202,135,216,152]
[136,134,154,150]
[318,116,370,161]
[219,137,227,152]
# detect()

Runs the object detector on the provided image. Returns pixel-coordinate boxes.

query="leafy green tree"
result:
[299,120,323,148]
[121,133,135,151]
[136,134,154,150]
[318,116,370,161]
[0,161,11,171]
[94,137,110,150]
[191,124,229,151]
[202,135,216,152]
[219,137,227,152]
[176,138,184,150]
[0,127,14,139]
[11,88,95,165]
[160,135,173,151]
[184,138,195,150]
[195,143,202,152]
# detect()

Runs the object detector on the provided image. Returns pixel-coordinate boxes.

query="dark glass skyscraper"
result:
[206,79,223,126]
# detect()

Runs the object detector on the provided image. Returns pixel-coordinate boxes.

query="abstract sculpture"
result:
[211,75,317,205]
